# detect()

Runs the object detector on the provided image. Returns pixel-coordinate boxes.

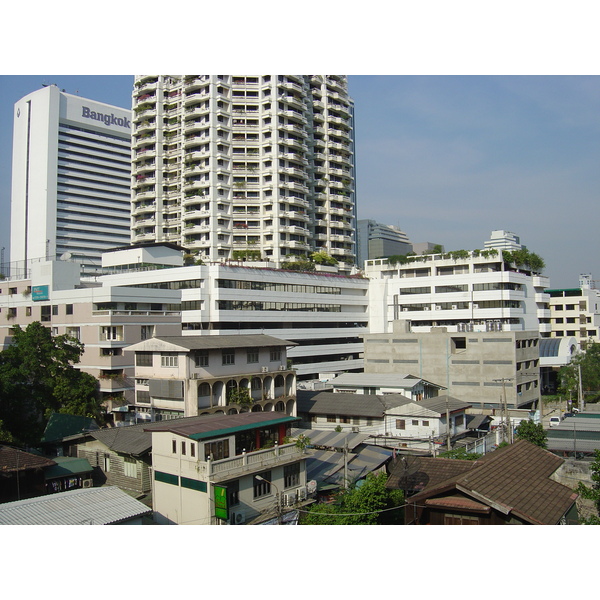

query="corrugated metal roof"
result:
[290,427,369,450]
[331,372,432,389]
[0,486,151,525]
[44,457,93,480]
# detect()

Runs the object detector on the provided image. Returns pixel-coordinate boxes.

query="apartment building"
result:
[130,75,356,270]
[365,232,551,336]
[0,258,181,410]
[149,412,308,524]
[546,274,600,350]
[125,334,297,420]
[10,85,132,275]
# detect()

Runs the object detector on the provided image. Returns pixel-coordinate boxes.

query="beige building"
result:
[0,259,181,412]
[126,334,297,420]
[363,320,541,410]
[547,275,600,350]
[149,412,308,525]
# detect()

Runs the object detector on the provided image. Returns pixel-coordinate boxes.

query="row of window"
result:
[136,347,283,368]
[217,278,342,295]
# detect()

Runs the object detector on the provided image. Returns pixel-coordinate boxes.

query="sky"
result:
[1,74,598,288]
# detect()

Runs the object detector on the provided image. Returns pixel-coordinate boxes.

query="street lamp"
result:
[255,475,282,524]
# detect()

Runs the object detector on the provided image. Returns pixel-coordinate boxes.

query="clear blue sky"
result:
[1,74,598,288]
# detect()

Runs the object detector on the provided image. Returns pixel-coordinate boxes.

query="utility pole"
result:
[578,364,584,413]
[493,378,513,444]
[446,396,451,451]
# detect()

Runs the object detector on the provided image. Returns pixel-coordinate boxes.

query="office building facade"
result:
[131,75,356,270]
[10,85,132,275]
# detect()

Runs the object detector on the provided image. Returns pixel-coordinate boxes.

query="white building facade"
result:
[131,75,356,270]
[10,85,132,275]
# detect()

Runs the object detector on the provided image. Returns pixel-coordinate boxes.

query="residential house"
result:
[388,440,579,525]
[328,372,443,401]
[147,412,308,525]
[0,445,56,503]
[126,334,297,420]
[297,390,471,451]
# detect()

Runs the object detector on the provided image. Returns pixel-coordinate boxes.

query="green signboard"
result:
[32,285,49,301]
[214,485,228,521]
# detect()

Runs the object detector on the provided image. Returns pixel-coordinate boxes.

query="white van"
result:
[549,416,562,427]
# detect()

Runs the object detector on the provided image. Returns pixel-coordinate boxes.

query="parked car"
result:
[549,416,562,427]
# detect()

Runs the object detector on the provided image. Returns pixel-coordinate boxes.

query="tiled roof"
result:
[387,456,474,492]
[405,440,577,524]
[0,446,56,473]
[290,427,369,450]
[0,486,152,525]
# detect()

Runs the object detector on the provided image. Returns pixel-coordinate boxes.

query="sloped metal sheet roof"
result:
[126,334,296,353]
[290,427,369,450]
[0,486,151,525]
[331,372,436,389]
[306,445,392,489]
[297,390,409,417]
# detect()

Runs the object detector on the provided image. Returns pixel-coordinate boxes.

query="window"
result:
[204,439,230,461]
[25,306,32,317]
[100,326,123,341]
[141,325,154,340]
[247,347,259,363]
[190,443,195,458]
[253,470,272,498]
[284,463,300,488]
[136,352,153,367]
[455,415,464,427]
[41,305,51,322]
[161,353,178,367]
[270,347,281,361]
[422,420,429,427]
[181,441,186,455]
[194,350,209,367]
[327,415,336,423]
[52,305,59,316]
[137,390,150,404]
[396,419,406,430]
[103,454,111,472]
[65,304,73,315]
[412,420,419,426]
[66,326,80,341]
[172,439,177,454]
[124,456,137,478]
[222,349,235,365]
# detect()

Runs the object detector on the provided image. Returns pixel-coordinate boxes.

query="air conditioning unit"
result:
[452,305,458,310]
[402,307,408,312]
[278,365,286,371]
[423,306,430,311]
[82,479,93,488]
[261,366,269,373]
[473,304,479,309]
[283,492,296,506]
[435,305,442,310]
[232,512,245,525]
[351,426,359,433]
[297,487,307,501]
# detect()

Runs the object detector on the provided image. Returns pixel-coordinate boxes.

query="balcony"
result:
[199,443,305,481]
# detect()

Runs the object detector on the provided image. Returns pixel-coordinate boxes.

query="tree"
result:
[301,472,404,525]
[310,250,338,266]
[0,322,102,444]
[576,449,600,524]
[514,420,548,448]
[558,342,600,401]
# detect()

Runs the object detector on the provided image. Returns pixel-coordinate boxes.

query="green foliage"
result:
[183,252,204,265]
[438,447,482,460]
[301,472,404,525]
[576,449,600,522]
[0,322,102,444]
[232,249,262,261]
[514,419,548,448]
[334,425,343,432]
[227,387,253,407]
[310,250,338,266]
[281,259,315,272]
[387,254,411,265]
[558,342,600,397]
[0,419,14,443]
[502,248,545,273]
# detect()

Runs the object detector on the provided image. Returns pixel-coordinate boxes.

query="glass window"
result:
[253,470,272,499]
[136,352,153,367]
[222,349,235,365]
[247,347,259,363]
[284,463,300,488]
[195,350,209,367]
[161,353,178,367]
[396,419,406,430]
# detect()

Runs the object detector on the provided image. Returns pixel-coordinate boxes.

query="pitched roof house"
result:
[388,440,579,525]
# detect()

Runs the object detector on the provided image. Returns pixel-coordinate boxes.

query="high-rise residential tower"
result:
[10,84,132,275]
[131,75,356,270]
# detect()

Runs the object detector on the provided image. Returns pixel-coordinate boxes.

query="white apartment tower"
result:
[131,75,356,269]
[10,85,132,275]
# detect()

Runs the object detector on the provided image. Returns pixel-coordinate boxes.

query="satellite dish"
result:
[391,454,423,492]
[60,252,72,261]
